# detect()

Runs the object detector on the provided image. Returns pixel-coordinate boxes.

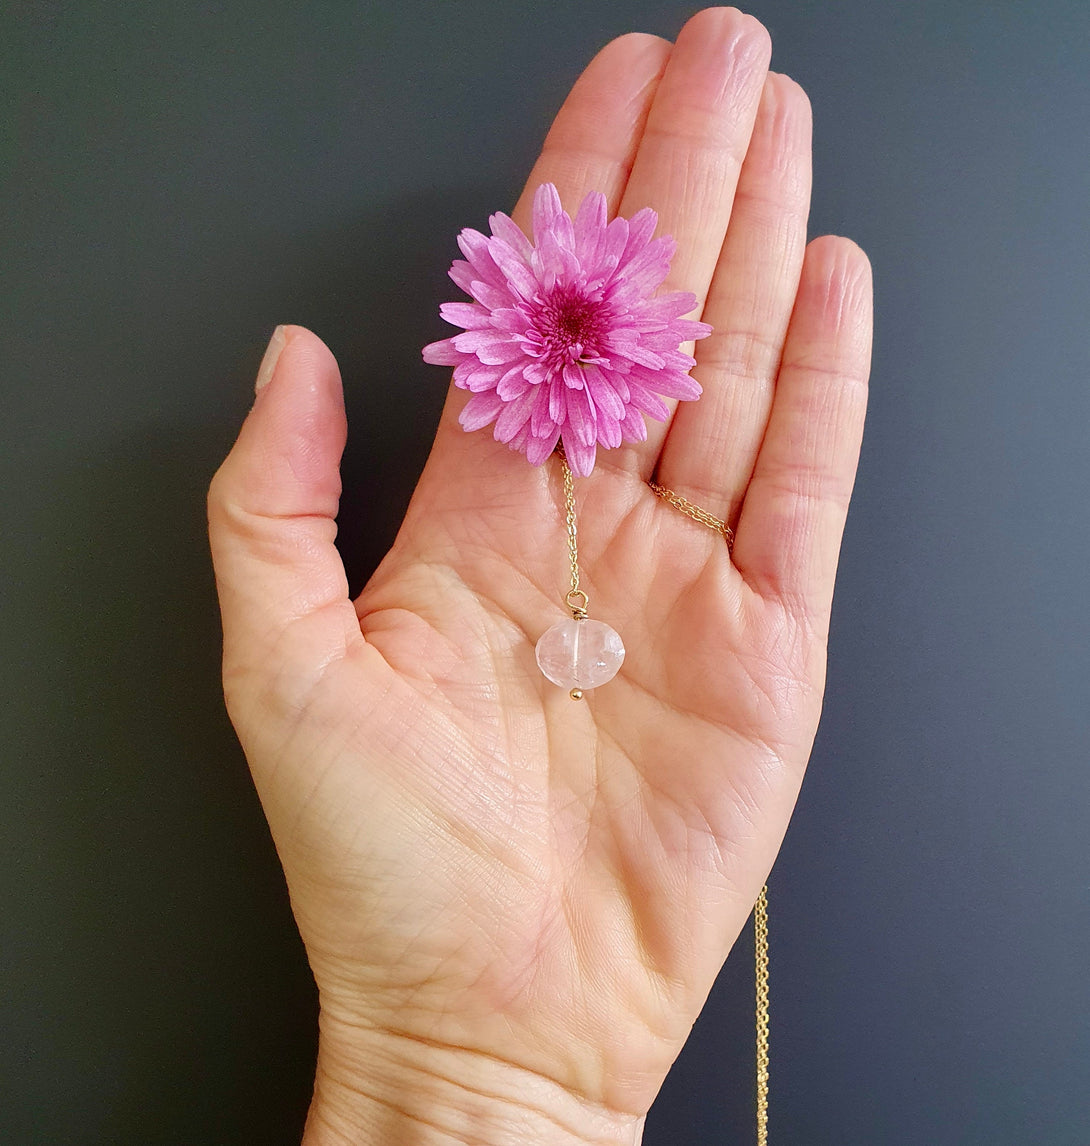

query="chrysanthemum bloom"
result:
[422,183,712,477]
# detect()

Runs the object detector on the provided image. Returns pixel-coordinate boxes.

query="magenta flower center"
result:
[533,287,605,368]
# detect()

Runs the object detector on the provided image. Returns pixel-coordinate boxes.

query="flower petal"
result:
[595,406,622,449]
[573,190,607,265]
[457,228,508,290]
[660,348,698,371]
[638,290,700,321]
[488,211,533,260]
[590,216,629,284]
[615,240,672,295]
[620,405,648,442]
[629,364,702,401]
[673,318,713,341]
[581,363,626,420]
[422,338,463,366]
[525,423,562,465]
[452,329,524,364]
[562,363,585,390]
[623,207,658,258]
[548,378,565,424]
[625,377,671,422]
[532,230,564,289]
[614,342,666,370]
[565,384,597,446]
[638,322,711,351]
[531,386,555,436]
[449,259,476,295]
[532,182,564,247]
[440,301,493,330]
[560,426,596,476]
[489,239,540,301]
[459,390,505,432]
[551,203,576,256]
[454,360,503,391]
[507,422,533,455]
[469,280,516,310]
[493,388,536,442]
[496,365,531,401]
[490,307,530,334]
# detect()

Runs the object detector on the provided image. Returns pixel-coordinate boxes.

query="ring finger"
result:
[655,71,813,524]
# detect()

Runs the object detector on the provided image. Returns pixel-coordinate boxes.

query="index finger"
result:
[510,32,672,227]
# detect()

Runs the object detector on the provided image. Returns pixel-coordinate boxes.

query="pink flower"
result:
[422,183,711,477]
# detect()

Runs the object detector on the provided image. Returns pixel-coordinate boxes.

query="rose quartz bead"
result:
[535,617,625,690]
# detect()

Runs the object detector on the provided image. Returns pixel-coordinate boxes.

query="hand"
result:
[208,8,872,1144]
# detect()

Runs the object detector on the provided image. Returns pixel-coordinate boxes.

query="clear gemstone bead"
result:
[535,617,625,690]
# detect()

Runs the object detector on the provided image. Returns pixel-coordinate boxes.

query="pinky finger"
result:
[731,235,873,624]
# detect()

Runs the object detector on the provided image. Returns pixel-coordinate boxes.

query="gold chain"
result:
[650,479,767,1143]
[755,884,770,1145]
[558,454,769,1143]
[651,479,770,1141]
[648,480,736,547]
[559,454,588,618]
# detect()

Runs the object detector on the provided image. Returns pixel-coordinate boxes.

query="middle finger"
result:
[613,6,772,479]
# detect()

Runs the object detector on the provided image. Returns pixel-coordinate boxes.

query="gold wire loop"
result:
[565,588,589,618]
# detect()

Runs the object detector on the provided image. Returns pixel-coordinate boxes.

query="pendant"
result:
[535,616,625,696]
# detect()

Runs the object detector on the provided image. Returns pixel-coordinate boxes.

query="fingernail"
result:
[255,325,288,393]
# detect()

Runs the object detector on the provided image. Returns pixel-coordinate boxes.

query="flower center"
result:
[536,288,604,365]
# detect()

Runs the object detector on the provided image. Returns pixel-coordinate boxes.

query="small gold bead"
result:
[569,688,584,701]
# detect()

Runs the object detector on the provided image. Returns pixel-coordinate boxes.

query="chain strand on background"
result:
[755,885,769,1145]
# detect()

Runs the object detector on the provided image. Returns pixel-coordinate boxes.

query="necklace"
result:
[423,182,771,1143]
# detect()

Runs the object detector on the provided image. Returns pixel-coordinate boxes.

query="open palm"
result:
[209,10,872,1144]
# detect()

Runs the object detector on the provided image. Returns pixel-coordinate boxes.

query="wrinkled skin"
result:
[208,8,872,1144]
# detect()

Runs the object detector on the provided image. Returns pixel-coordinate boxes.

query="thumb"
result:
[208,325,359,710]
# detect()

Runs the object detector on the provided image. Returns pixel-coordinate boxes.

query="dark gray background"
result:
[3,2,1088,1142]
